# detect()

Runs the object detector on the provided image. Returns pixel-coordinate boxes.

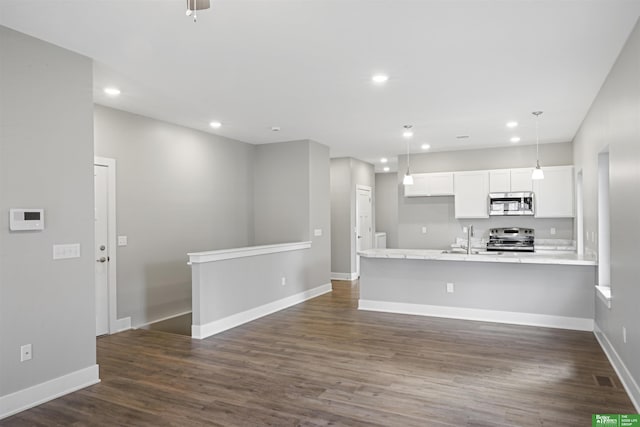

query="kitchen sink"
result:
[441,249,504,255]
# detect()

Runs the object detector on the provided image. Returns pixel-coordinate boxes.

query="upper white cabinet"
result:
[533,165,574,217]
[510,168,534,192]
[404,172,454,197]
[454,170,489,218]
[489,169,511,192]
[489,168,533,192]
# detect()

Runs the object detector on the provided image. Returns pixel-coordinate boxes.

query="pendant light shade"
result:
[531,111,544,180]
[403,125,413,186]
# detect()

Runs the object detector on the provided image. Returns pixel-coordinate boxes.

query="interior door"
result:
[356,186,373,277]
[94,164,109,336]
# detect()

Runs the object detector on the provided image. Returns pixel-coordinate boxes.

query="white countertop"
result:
[358,248,596,266]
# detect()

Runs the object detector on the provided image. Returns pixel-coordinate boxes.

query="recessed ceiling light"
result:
[372,74,389,84]
[380,157,388,163]
[421,144,431,150]
[510,136,521,143]
[103,87,121,96]
[209,121,222,129]
[383,166,390,172]
[506,121,518,128]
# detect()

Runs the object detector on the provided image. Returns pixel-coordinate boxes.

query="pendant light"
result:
[403,125,414,185]
[531,111,544,180]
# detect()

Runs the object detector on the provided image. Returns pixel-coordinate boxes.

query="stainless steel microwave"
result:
[488,192,534,216]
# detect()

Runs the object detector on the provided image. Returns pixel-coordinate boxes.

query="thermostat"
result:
[9,209,44,231]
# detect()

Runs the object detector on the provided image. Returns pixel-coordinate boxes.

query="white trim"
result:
[331,272,359,281]
[594,323,640,412]
[358,299,594,331]
[188,241,311,264]
[355,184,373,277]
[0,365,99,420]
[136,310,192,329]
[193,283,331,339]
[595,285,612,309]
[94,157,119,335]
[115,316,131,332]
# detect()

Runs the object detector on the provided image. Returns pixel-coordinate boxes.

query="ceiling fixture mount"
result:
[531,111,544,180]
[506,121,518,128]
[403,125,414,185]
[402,125,414,139]
[455,135,469,139]
[271,126,281,132]
[186,0,210,23]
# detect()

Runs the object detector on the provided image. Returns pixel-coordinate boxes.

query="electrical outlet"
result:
[20,344,32,362]
[623,326,627,344]
[462,226,468,233]
[421,226,427,234]
[550,227,556,235]
[281,276,286,286]
[446,282,454,293]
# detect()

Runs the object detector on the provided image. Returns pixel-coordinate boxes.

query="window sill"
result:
[595,285,611,309]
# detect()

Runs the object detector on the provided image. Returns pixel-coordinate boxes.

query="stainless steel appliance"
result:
[488,192,534,216]
[487,227,535,252]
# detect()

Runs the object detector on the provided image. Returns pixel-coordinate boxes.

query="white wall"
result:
[0,26,96,397]
[94,106,255,326]
[573,18,640,408]
[381,142,574,249]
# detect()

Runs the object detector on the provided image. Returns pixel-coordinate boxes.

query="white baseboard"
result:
[135,310,192,329]
[114,316,131,333]
[193,283,332,339]
[358,299,594,331]
[594,323,640,412]
[0,364,99,420]
[331,272,358,281]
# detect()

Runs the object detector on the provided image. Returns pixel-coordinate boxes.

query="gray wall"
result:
[374,173,398,248]
[307,141,331,286]
[380,142,574,249]
[330,157,375,276]
[253,141,310,245]
[94,105,255,326]
[573,19,640,402]
[0,27,96,395]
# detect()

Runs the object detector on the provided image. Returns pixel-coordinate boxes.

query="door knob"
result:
[96,257,107,263]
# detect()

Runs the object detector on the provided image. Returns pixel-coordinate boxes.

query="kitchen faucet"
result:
[466,224,474,254]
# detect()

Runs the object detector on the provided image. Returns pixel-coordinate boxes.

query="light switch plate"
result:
[314,229,322,237]
[118,236,128,246]
[20,344,32,362]
[550,227,556,235]
[421,226,427,234]
[53,243,81,260]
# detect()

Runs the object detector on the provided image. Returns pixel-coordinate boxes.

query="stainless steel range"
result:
[487,227,535,252]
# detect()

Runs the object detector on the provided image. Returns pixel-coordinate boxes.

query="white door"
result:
[356,186,373,277]
[94,165,109,336]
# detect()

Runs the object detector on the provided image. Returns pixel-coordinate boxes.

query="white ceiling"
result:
[2,0,640,172]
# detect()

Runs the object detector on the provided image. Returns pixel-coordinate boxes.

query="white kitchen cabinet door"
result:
[533,165,574,217]
[426,172,454,195]
[510,168,534,192]
[489,169,510,192]
[404,172,454,197]
[454,170,489,218]
[403,173,429,197]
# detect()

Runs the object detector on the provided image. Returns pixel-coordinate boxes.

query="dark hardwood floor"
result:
[2,281,634,426]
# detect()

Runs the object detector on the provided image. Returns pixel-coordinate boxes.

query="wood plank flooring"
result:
[2,281,635,426]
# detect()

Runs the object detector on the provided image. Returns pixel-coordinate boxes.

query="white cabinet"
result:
[510,168,534,192]
[454,170,489,218]
[404,172,454,197]
[489,169,510,192]
[533,165,574,217]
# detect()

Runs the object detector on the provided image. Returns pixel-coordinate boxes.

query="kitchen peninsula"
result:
[358,248,597,331]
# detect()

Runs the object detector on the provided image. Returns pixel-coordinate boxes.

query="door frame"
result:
[355,184,373,277]
[94,156,119,334]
